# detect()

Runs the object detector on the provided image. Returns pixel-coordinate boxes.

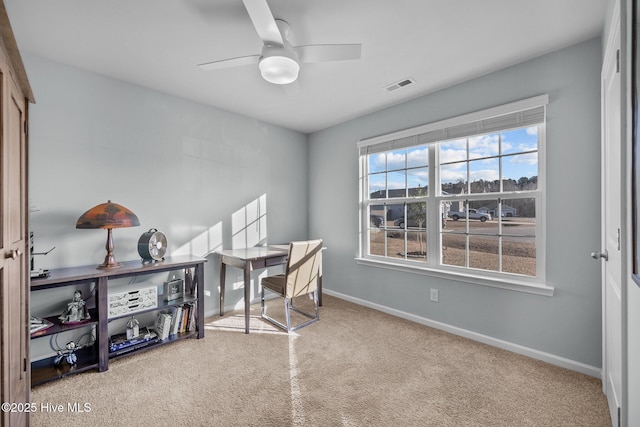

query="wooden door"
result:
[0,5,31,424]
[0,53,29,427]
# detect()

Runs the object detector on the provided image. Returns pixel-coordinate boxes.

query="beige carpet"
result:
[31,295,610,426]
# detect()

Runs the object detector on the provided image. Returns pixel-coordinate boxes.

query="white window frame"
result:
[356,95,554,296]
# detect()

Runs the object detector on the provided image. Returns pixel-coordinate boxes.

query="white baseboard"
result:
[324,289,602,378]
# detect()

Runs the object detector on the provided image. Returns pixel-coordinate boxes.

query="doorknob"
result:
[590,250,608,261]
[5,249,22,260]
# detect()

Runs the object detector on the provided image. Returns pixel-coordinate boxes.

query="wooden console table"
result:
[30,255,206,386]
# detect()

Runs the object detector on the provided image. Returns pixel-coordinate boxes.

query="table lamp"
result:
[76,200,140,269]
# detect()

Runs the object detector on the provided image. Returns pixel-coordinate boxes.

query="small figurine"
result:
[126,316,140,339]
[58,290,91,324]
[54,341,78,366]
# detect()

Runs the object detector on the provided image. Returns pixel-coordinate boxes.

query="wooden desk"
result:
[217,245,323,334]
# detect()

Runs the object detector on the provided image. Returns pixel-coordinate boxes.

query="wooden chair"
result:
[260,240,323,332]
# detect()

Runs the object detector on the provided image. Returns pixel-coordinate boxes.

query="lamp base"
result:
[97,261,123,270]
[96,228,123,269]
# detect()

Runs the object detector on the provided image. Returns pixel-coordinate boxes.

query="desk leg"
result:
[219,258,226,317]
[244,262,251,334]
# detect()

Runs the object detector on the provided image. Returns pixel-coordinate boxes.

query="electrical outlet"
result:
[430,288,439,302]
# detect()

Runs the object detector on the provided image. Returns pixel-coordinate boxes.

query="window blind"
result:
[358,94,548,155]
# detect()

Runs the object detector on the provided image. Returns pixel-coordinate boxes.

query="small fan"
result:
[138,228,168,263]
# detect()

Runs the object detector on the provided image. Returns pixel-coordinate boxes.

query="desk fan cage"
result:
[138,229,167,261]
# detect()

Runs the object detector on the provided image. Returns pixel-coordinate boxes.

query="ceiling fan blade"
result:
[242,0,284,47]
[197,55,260,71]
[295,44,362,63]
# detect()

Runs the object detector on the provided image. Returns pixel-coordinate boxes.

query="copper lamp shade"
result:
[76,200,140,269]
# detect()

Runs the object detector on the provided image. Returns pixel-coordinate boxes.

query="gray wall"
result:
[308,38,603,367]
[27,54,308,321]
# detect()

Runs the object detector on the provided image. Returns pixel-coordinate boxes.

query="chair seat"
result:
[262,274,285,295]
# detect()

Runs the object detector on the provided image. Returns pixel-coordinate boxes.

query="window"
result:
[358,96,551,294]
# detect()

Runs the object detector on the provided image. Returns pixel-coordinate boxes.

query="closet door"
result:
[0,39,29,427]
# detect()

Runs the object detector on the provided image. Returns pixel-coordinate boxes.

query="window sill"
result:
[354,257,554,297]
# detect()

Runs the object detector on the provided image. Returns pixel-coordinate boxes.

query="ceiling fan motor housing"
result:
[259,42,299,84]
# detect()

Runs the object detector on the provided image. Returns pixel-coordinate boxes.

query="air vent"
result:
[385,77,417,92]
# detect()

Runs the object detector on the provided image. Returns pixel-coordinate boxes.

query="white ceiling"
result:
[5,0,608,134]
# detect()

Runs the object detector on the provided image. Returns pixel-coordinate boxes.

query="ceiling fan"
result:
[197,0,362,86]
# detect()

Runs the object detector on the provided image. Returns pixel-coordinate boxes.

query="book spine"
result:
[188,302,197,333]
[171,306,183,335]
[181,304,189,333]
[155,312,171,340]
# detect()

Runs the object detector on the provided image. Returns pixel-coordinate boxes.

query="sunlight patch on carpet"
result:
[204,314,294,335]
[288,334,306,426]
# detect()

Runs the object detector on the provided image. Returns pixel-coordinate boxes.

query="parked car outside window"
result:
[370,215,385,228]
[393,217,425,228]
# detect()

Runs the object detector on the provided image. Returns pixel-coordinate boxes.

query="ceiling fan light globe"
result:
[259,55,299,85]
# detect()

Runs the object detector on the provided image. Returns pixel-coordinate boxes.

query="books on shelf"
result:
[179,302,196,334]
[155,311,172,340]
[156,302,197,339]
[188,304,196,332]
[171,305,183,335]
[30,316,54,336]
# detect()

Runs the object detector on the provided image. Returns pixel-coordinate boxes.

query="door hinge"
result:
[23,121,28,136]
[616,49,620,73]
[618,228,621,251]
[23,357,27,372]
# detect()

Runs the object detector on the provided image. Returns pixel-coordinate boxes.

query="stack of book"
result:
[155,312,172,340]
[153,302,197,340]
[30,316,54,336]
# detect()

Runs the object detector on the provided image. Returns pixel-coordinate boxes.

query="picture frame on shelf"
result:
[163,278,184,302]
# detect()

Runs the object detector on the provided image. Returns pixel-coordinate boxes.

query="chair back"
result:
[285,240,323,299]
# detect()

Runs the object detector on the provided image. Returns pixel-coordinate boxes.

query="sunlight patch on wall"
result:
[172,222,223,257]
[232,194,267,249]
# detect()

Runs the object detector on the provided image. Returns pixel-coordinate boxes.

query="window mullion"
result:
[499,133,503,192]
[466,138,470,194]
[428,144,438,267]
[382,202,387,258]
[384,153,389,199]
[361,156,368,258]
[464,199,470,268]
[498,198,503,273]
[403,202,408,260]
[405,149,408,198]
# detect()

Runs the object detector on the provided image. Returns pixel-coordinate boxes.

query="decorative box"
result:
[108,282,157,318]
